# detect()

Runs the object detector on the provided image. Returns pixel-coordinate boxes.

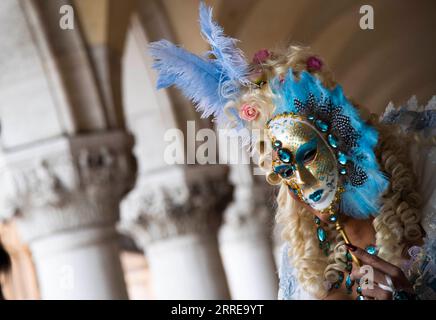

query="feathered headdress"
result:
[149,2,249,132]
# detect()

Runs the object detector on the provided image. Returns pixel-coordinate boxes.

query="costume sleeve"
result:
[278,244,316,300]
[278,244,298,300]
[380,96,436,299]
[406,142,436,299]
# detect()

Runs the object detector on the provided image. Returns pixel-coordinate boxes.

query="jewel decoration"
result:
[309,189,324,202]
[327,134,338,148]
[314,216,330,256]
[345,274,355,294]
[333,272,344,289]
[312,210,378,297]
[315,119,329,132]
[328,213,338,223]
[337,151,347,165]
[273,140,282,150]
[365,245,378,255]
[317,227,327,242]
[277,148,293,163]
[287,183,304,201]
[353,246,378,299]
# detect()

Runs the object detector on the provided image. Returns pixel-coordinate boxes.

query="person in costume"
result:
[149,2,436,300]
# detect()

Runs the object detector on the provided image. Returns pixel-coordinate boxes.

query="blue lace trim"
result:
[381,109,436,133]
[278,245,297,300]
[403,236,436,300]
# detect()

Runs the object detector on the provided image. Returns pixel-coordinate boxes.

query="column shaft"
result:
[0,131,136,299]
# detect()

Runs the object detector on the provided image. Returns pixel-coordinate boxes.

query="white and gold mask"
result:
[268,114,339,212]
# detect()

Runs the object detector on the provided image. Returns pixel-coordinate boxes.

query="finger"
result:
[361,285,392,300]
[350,266,389,286]
[346,244,401,277]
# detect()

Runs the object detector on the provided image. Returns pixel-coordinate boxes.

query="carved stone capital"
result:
[0,131,136,243]
[119,165,233,248]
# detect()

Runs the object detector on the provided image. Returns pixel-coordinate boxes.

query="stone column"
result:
[0,131,136,299]
[120,166,233,300]
[218,163,279,300]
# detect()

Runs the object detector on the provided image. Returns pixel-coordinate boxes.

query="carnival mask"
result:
[263,70,390,218]
[268,115,338,212]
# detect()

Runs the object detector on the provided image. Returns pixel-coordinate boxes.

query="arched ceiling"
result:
[74,0,135,54]
[156,0,436,114]
[73,0,136,129]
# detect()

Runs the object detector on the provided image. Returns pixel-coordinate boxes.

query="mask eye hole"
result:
[303,147,317,164]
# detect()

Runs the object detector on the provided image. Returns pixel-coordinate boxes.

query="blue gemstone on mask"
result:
[273,140,282,149]
[340,167,347,175]
[327,134,338,148]
[328,214,338,223]
[317,227,327,242]
[365,245,378,255]
[345,274,354,289]
[278,148,292,163]
[308,115,315,121]
[315,120,329,132]
[337,151,347,165]
[357,295,365,300]
[314,216,321,225]
[309,189,324,202]
[287,185,299,196]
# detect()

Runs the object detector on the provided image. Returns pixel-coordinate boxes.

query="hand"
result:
[347,244,415,300]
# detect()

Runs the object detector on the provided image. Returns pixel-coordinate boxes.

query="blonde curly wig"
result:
[236,45,423,299]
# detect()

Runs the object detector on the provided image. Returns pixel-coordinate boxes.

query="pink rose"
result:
[307,56,323,71]
[239,103,259,121]
[252,49,271,64]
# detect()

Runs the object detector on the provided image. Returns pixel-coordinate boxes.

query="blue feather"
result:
[148,2,253,146]
[199,2,249,86]
[149,39,224,119]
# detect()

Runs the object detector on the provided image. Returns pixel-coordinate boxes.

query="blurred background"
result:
[0,0,435,299]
